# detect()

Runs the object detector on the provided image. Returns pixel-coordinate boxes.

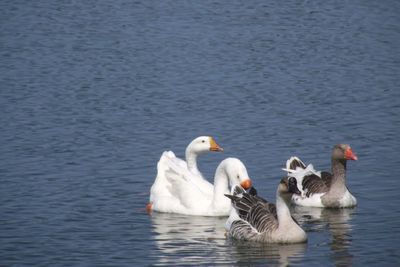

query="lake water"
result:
[1,0,399,266]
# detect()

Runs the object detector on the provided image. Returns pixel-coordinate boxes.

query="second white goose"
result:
[149,157,252,216]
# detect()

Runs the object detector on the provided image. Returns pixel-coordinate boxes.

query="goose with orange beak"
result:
[224,178,307,243]
[283,144,358,208]
[149,157,253,216]
[148,136,224,213]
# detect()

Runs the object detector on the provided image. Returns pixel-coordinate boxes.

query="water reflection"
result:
[229,240,306,267]
[293,206,355,267]
[150,212,307,266]
[150,212,229,265]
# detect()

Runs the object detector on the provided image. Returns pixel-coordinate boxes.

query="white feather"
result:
[150,157,251,216]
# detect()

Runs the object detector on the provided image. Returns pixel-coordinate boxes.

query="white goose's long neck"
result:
[211,162,230,205]
[185,147,200,176]
[276,191,295,230]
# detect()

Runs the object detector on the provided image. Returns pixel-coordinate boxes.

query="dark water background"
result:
[1,0,399,266]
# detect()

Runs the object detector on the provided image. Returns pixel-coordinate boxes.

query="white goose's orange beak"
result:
[209,137,224,152]
[240,179,252,190]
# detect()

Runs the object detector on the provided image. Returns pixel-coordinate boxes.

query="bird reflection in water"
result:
[150,212,229,265]
[229,240,306,267]
[292,206,355,267]
[150,211,306,266]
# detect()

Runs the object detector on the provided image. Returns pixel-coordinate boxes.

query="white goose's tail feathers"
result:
[163,154,190,183]
[164,167,181,182]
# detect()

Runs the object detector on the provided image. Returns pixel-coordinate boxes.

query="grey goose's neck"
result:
[329,158,347,193]
[276,192,296,230]
[275,191,307,243]
[331,158,347,181]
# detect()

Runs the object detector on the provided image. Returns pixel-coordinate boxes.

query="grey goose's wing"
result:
[247,200,278,234]
[302,172,332,197]
[244,187,299,228]
[320,171,333,188]
[226,191,278,234]
[229,220,259,241]
[248,186,268,204]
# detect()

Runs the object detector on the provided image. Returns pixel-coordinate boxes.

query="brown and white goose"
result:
[224,178,307,244]
[283,144,358,208]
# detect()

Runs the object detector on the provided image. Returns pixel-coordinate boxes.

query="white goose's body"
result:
[225,182,307,244]
[283,144,358,208]
[150,158,252,216]
[149,136,223,210]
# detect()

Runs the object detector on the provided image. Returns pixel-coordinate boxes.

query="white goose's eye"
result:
[202,140,205,143]
[237,175,240,179]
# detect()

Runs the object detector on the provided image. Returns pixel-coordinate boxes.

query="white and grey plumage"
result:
[283,144,358,208]
[224,178,307,244]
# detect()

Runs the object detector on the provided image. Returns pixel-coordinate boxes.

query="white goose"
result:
[149,157,253,216]
[283,144,358,208]
[225,178,307,243]
[148,136,223,212]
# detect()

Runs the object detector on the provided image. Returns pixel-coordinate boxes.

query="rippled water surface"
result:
[1,0,400,266]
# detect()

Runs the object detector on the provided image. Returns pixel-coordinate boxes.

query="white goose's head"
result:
[223,158,253,190]
[186,136,223,155]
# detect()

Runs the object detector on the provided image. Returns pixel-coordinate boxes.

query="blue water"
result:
[1,0,400,266]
